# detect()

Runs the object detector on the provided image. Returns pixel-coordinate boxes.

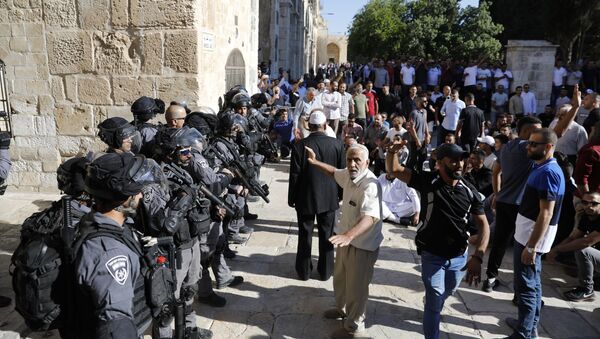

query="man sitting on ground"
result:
[547,191,600,302]
[377,172,421,226]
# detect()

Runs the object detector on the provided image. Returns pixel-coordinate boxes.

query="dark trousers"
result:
[296,210,336,281]
[486,201,520,279]
[437,126,455,146]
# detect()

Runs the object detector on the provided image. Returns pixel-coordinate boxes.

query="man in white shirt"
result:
[305,143,383,339]
[293,87,323,139]
[476,62,492,90]
[463,60,478,93]
[555,87,571,108]
[521,84,537,116]
[552,60,568,107]
[494,63,513,90]
[549,104,588,165]
[377,173,420,225]
[566,63,582,97]
[401,62,415,97]
[439,89,466,145]
[337,82,354,139]
[427,63,441,90]
[491,85,509,124]
[321,80,342,134]
[476,135,497,170]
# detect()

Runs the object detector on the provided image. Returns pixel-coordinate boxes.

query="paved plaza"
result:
[0,161,598,339]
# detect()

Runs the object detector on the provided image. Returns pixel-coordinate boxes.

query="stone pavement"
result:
[0,160,599,338]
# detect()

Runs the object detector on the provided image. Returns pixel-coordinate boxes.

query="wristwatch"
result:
[526,246,536,254]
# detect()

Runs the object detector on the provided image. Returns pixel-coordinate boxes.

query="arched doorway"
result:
[225,49,246,91]
[326,43,340,64]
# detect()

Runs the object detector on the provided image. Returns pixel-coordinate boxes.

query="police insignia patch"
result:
[105,255,129,285]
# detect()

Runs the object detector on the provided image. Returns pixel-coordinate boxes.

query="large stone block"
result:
[0,23,9,36]
[78,76,112,105]
[78,0,109,30]
[50,76,65,101]
[138,32,162,75]
[13,0,30,9]
[23,22,43,36]
[112,76,155,105]
[47,31,93,74]
[57,135,104,156]
[111,0,128,28]
[65,75,77,101]
[55,104,94,136]
[26,80,50,95]
[11,23,25,36]
[93,32,137,75]
[157,77,199,102]
[34,115,56,136]
[130,0,194,28]
[38,95,55,115]
[28,36,45,52]
[10,94,37,114]
[9,8,42,22]
[164,30,197,73]
[11,113,34,136]
[43,0,77,27]
[9,37,28,52]
[13,65,37,78]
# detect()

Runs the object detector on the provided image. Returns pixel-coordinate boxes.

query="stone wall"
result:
[506,40,557,114]
[1,0,258,192]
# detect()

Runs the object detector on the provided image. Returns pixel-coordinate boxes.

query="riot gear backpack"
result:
[10,197,77,331]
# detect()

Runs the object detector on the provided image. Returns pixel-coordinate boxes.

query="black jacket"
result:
[288,132,346,215]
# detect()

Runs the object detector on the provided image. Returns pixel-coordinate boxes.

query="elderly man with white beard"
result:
[305,143,383,339]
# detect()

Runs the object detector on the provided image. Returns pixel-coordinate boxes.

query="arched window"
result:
[225,49,246,91]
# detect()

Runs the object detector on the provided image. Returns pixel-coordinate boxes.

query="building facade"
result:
[258,0,324,80]
[1,0,259,192]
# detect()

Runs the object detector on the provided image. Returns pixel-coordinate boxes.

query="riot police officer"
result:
[98,117,142,154]
[131,96,166,157]
[71,152,153,339]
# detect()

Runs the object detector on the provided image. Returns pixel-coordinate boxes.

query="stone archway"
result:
[225,49,246,91]
[326,43,340,63]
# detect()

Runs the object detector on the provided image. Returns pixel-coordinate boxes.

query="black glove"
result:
[0,132,10,150]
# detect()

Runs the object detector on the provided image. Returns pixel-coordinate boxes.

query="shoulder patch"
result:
[105,255,129,286]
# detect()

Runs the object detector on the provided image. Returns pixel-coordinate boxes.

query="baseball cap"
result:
[309,110,327,125]
[477,135,495,147]
[436,143,469,160]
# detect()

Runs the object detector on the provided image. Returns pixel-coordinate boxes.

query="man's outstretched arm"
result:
[305,146,336,177]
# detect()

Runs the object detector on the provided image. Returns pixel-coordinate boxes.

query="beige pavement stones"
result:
[2,160,600,339]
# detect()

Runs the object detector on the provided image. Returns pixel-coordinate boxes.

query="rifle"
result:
[153,237,186,339]
[205,142,270,203]
[162,162,239,217]
[248,110,278,158]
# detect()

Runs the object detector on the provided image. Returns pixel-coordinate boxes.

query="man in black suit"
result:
[289,110,346,281]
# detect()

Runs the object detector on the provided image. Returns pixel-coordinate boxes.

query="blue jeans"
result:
[512,242,542,339]
[421,250,467,339]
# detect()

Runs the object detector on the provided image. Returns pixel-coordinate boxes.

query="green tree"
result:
[347,0,503,61]
[347,0,408,61]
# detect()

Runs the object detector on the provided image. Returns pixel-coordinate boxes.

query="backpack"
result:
[10,198,71,331]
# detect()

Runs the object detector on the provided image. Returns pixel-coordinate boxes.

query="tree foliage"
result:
[347,0,503,61]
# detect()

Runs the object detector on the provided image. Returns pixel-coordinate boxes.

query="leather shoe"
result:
[223,247,237,259]
[0,296,11,308]
[217,276,244,289]
[323,308,346,320]
[197,292,226,307]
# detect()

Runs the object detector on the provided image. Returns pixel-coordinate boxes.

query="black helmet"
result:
[98,117,142,153]
[217,111,235,134]
[223,85,247,109]
[131,96,166,121]
[231,92,251,109]
[251,93,269,109]
[153,127,180,159]
[85,153,147,201]
[57,157,89,197]
[185,107,218,138]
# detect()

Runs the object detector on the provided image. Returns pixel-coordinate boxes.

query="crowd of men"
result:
[262,55,600,339]
[1,52,599,339]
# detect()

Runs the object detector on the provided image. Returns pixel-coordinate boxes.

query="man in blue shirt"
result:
[504,128,565,339]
